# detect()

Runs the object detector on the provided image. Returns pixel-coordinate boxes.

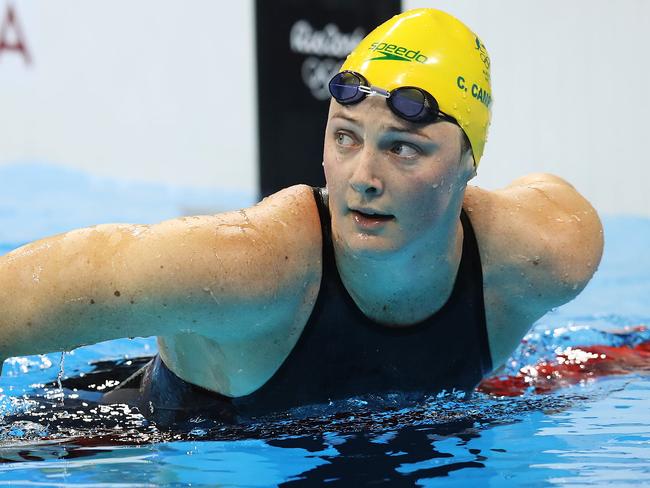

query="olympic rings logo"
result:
[301,56,342,101]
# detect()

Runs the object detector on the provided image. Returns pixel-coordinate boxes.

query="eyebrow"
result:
[330,112,432,139]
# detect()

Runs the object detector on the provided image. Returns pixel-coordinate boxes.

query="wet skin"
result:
[0,99,604,398]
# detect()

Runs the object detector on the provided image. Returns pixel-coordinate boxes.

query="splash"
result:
[0,325,648,447]
[55,352,65,405]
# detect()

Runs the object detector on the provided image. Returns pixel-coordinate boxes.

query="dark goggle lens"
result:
[389,87,437,121]
[329,72,365,104]
[329,72,446,123]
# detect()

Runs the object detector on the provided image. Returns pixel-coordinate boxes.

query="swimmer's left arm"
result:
[498,172,604,293]
[465,173,604,367]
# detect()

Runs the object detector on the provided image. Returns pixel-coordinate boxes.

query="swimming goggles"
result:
[328,70,457,124]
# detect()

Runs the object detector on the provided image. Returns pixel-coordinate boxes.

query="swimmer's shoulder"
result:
[249,183,323,260]
[157,183,323,334]
[235,184,323,297]
[464,174,604,366]
[159,183,323,297]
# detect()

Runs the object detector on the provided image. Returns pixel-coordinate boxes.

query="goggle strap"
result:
[357,85,390,99]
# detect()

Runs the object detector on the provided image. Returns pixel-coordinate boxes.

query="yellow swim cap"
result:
[340,8,492,166]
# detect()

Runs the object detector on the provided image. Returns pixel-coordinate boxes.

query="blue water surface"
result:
[0,164,649,487]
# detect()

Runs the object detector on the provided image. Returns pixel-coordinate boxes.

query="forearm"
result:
[0,219,230,358]
[0,226,163,359]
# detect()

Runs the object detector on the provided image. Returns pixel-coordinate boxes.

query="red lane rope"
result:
[478,326,650,397]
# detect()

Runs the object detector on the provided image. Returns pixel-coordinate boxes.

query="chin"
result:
[337,229,403,257]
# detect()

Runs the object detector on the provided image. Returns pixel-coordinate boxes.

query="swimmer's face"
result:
[323,97,474,255]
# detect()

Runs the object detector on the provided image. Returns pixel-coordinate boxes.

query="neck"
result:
[334,208,465,326]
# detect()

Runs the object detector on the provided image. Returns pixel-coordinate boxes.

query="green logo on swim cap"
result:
[474,36,491,83]
[368,42,428,63]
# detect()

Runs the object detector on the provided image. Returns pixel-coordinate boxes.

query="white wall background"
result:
[405,0,650,217]
[0,0,257,193]
[1,0,649,216]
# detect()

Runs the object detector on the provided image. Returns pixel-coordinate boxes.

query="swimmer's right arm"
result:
[0,185,322,364]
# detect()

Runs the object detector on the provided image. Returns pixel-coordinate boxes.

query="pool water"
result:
[0,165,649,486]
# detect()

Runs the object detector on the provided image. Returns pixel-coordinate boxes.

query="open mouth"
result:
[352,210,394,220]
[350,209,395,228]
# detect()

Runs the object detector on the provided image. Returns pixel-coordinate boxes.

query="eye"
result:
[335,132,356,147]
[390,142,420,158]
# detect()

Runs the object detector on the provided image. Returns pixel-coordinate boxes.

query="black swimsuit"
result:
[101,187,492,424]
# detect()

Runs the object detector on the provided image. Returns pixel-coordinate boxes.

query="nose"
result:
[349,148,383,197]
